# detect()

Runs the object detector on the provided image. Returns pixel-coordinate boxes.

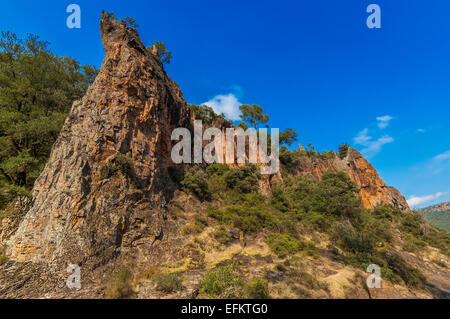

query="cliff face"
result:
[6,14,193,264]
[292,148,410,211]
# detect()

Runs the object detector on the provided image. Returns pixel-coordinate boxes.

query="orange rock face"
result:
[292,148,410,210]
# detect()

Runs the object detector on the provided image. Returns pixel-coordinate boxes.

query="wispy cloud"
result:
[203,93,242,121]
[416,128,426,133]
[376,115,393,129]
[434,150,450,161]
[353,128,394,158]
[407,191,450,208]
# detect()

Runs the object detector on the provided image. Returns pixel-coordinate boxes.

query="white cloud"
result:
[407,191,450,208]
[353,128,394,158]
[416,128,426,133]
[376,115,393,129]
[202,93,242,121]
[434,150,450,161]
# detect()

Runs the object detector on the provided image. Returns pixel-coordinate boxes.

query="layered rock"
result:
[6,13,193,264]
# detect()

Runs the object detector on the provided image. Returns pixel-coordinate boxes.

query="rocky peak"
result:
[6,13,193,265]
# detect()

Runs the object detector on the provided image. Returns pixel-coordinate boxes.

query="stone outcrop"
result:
[6,13,193,264]
[292,148,410,210]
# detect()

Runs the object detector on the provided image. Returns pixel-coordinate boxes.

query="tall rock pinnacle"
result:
[7,13,193,264]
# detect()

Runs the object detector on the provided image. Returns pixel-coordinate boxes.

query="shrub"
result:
[332,221,375,254]
[270,185,290,213]
[321,150,335,159]
[213,226,233,245]
[383,252,426,288]
[206,163,230,176]
[105,268,134,299]
[153,272,183,293]
[181,166,211,201]
[318,171,362,219]
[110,153,134,177]
[0,247,8,265]
[338,143,349,159]
[267,233,302,258]
[223,165,260,194]
[200,264,244,298]
[208,193,273,233]
[189,104,227,125]
[246,278,270,299]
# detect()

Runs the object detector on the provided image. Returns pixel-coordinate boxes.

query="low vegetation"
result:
[153,272,183,293]
[105,268,134,299]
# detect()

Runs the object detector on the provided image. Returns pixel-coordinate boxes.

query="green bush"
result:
[200,264,244,298]
[246,278,270,299]
[153,272,183,293]
[383,252,426,288]
[0,246,8,265]
[267,233,303,258]
[181,166,211,201]
[110,153,134,177]
[338,143,349,159]
[332,221,375,254]
[206,163,230,176]
[223,165,260,194]
[213,226,233,245]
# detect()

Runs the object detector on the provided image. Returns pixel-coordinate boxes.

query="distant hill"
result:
[419,202,450,232]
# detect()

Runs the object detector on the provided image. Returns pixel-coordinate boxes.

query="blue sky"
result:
[1,0,449,208]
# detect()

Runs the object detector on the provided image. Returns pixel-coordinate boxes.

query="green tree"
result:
[239,104,269,129]
[149,41,173,64]
[0,31,97,207]
[279,128,298,146]
[339,143,350,159]
[124,16,139,28]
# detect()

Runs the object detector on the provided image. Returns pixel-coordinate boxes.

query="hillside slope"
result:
[420,202,450,232]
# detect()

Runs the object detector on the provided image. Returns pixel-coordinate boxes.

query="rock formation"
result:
[292,148,410,210]
[6,13,193,264]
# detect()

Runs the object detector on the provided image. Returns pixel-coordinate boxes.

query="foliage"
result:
[189,104,227,125]
[419,208,450,232]
[124,16,139,28]
[109,153,134,178]
[208,193,274,233]
[0,31,97,207]
[181,166,211,201]
[266,233,303,257]
[103,11,119,22]
[279,128,298,146]
[200,264,244,298]
[339,143,350,159]
[239,104,269,129]
[153,272,183,293]
[150,41,173,64]
[245,277,270,299]
[213,226,233,245]
[223,164,260,194]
